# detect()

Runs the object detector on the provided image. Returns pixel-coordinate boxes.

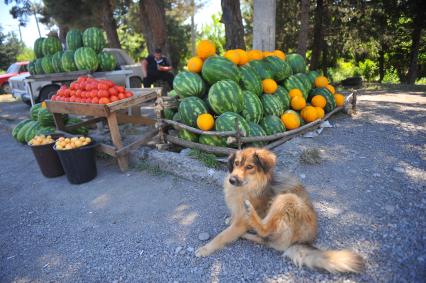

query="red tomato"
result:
[116,86,125,93]
[97,83,109,90]
[56,89,63,96]
[63,97,70,102]
[108,87,118,96]
[91,90,98,98]
[105,80,115,87]
[76,90,82,97]
[85,83,92,91]
[64,89,71,97]
[70,90,76,97]
[69,96,76,102]
[118,92,126,100]
[99,97,110,104]
[98,90,109,98]
[91,97,99,104]
[110,95,119,102]
[70,82,77,90]
[50,95,56,101]
[125,91,133,98]
[75,98,82,103]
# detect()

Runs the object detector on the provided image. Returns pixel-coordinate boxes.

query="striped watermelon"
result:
[248,60,273,80]
[25,122,41,143]
[30,103,42,120]
[163,108,176,120]
[274,86,290,111]
[34,59,44,75]
[82,27,106,53]
[284,75,308,99]
[172,112,182,129]
[286,53,306,74]
[294,73,312,92]
[247,122,267,147]
[51,51,64,73]
[61,51,78,72]
[264,56,293,82]
[167,90,178,97]
[42,36,62,56]
[261,115,286,135]
[173,71,205,98]
[261,94,284,117]
[12,119,32,140]
[201,56,241,85]
[28,60,36,75]
[178,129,199,142]
[215,112,249,137]
[199,135,227,147]
[307,70,321,85]
[239,64,262,96]
[34,37,45,58]
[98,51,117,71]
[178,96,208,127]
[41,56,54,74]
[38,108,55,127]
[241,90,263,123]
[66,29,83,51]
[74,47,99,71]
[208,80,243,115]
[308,88,336,113]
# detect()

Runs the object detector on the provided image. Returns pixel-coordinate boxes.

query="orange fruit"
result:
[289,89,303,99]
[247,50,263,61]
[196,113,215,131]
[235,49,249,65]
[325,84,335,94]
[196,40,216,59]
[262,79,278,94]
[223,50,240,65]
[334,94,345,106]
[311,95,327,108]
[291,96,306,111]
[263,51,274,57]
[314,76,329,88]
[187,56,203,73]
[301,106,318,122]
[281,111,300,130]
[273,50,286,60]
[314,107,325,119]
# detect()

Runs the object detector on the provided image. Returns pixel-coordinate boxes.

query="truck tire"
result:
[1,82,11,94]
[129,76,142,88]
[38,84,60,103]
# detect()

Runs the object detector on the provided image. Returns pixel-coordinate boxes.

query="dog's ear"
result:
[227,152,236,173]
[253,149,277,173]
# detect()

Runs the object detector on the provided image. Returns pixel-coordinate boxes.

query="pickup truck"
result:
[0,61,29,94]
[10,49,143,105]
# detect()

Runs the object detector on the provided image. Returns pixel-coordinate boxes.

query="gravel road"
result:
[0,88,425,282]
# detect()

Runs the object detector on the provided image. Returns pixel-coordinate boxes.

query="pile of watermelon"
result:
[168,40,344,148]
[50,76,134,104]
[11,103,89,144]
[28,27,117,76]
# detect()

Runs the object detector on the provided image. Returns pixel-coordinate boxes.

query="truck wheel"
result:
[129,76,142,88]
[1,82,11,94]
[38,84,60,103]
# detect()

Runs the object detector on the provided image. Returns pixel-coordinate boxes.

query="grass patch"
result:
[136,160,167,176]
[188,149,220,169]
[300,148,322,164]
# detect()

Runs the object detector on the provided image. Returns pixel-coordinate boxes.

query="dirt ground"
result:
[0,86,425,282]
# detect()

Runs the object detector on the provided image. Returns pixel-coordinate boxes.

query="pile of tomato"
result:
[50,76,134,104]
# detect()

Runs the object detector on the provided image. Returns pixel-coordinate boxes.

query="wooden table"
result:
[46,88,161,171]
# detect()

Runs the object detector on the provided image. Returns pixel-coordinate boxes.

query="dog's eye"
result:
[246,165,254,170]
[234,161,239,166]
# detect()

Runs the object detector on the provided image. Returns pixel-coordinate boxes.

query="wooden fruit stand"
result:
[46,88,161,171]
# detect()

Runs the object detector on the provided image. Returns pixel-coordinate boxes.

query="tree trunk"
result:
[191,0,196,56]
[102,0,121,49]
[57,25,68,45]
[139,0,169,58]
[310,0,323,70]
[406,16,422,84]
[297,0,309,57]
[221,0,246,50]
[321,39,328,76]
[253,0,276,51]
[378,47,385,82]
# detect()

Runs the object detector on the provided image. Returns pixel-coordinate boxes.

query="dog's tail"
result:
[284,244,364,273]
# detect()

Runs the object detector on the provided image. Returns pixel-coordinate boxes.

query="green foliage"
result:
[200,13,226,55]
[16,47,35,62]
[188,149,220,169]
[0,28,24,70]
[382,67,400,84]
[327,59,358,83]
[117,24,147,62]
[358,59,378,82]
[166,16,191,70]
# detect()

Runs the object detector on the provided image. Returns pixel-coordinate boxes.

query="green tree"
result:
[0,28,24,70]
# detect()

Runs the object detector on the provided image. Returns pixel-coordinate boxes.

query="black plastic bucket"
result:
[30,140,65,178]
[54,142,98,185]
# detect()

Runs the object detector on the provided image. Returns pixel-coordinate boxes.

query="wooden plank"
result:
[106,112,128,171]
[116,113,155,125]
[47,100,108,116]
[108,92,157,112]
[116,129,158,156]
[64,117,105,131]
[96,143,117,157]
[166,134,236,155]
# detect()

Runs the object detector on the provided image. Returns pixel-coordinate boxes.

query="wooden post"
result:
[253,0,276,51]
[52,113,66,131]
[106,112,128,171]
[235,119,242,150]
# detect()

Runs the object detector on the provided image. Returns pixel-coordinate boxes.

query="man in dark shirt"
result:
[142,48,174,89]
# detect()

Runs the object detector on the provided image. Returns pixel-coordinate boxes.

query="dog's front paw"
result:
[195,245,212,257]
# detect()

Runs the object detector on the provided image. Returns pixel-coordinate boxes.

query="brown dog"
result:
[196,148,364,273]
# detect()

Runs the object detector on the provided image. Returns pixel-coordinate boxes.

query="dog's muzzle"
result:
[229,176,243,186]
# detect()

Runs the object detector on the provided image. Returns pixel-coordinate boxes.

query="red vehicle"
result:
[0,61,29,93]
